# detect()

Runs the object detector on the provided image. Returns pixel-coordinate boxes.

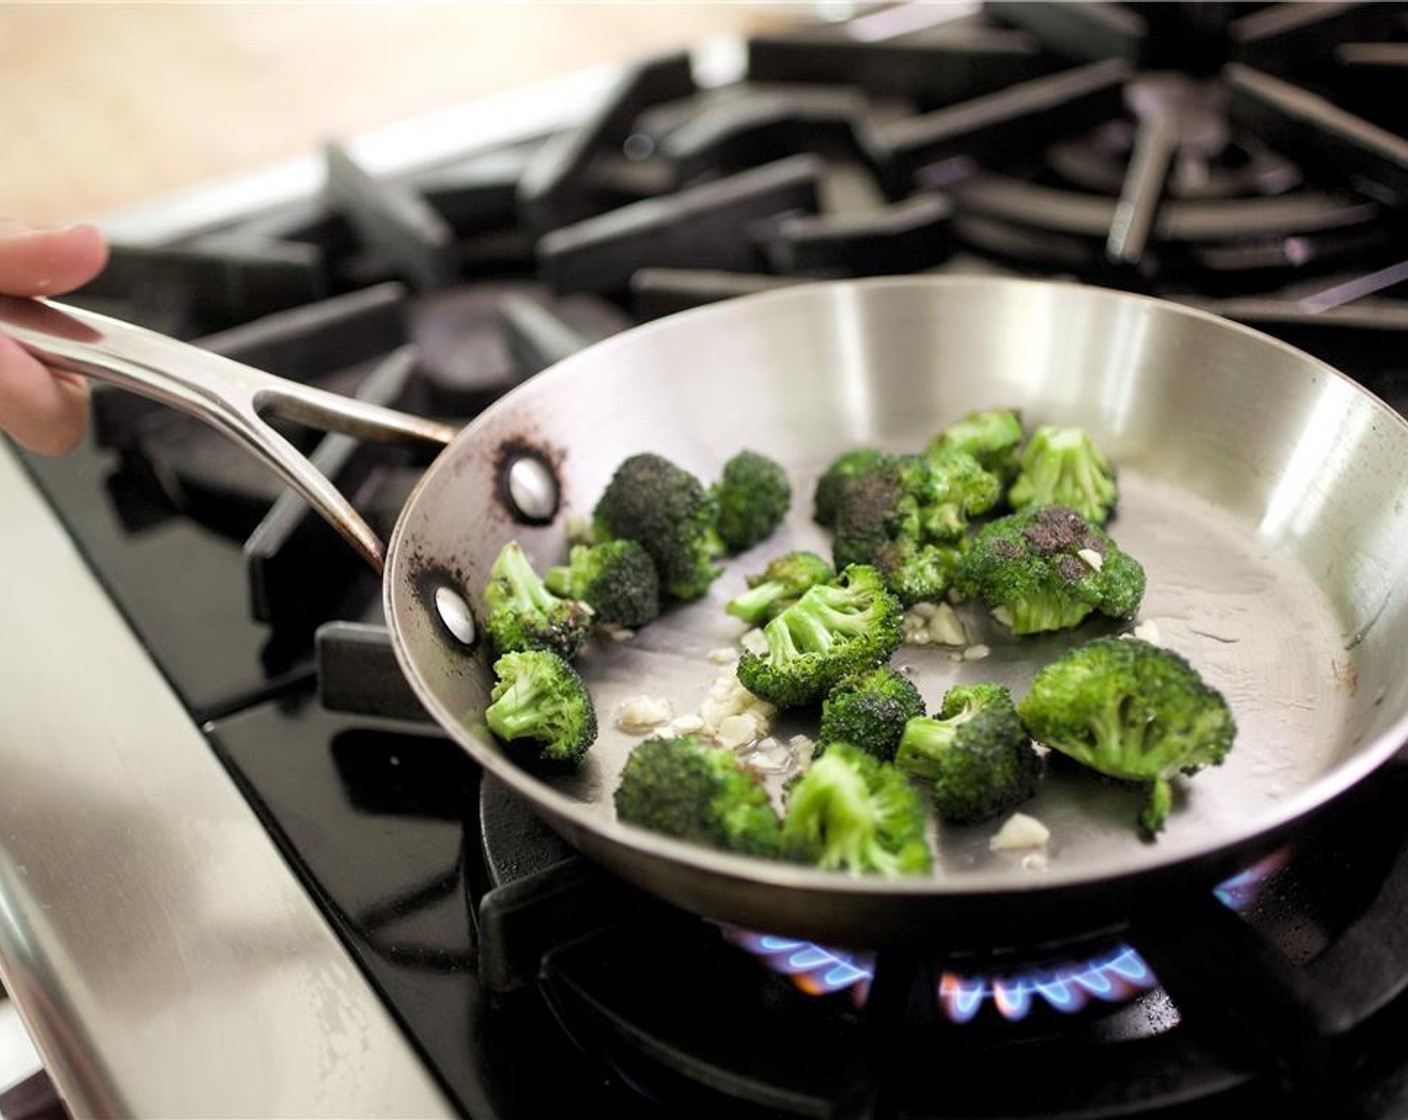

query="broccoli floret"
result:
[895,684,1040,824]
[1008,426,1118,525]
[737,565,904,709]
[484,541,594,658]
[928,408,1025,481]
[956,505,1145,635]
[484,650,598,764]
[1017,637,1236,836]
[831,454,935,568]
[727,551,835,626]
[813,448,890,527]
[713,450,791,553]
[545,540,661,629]
[614,735,780,857]
[873,537,965,607]
[818,667,925,762]
[780,742,932,876]
[923,449,1003,540]
[593,453,725,601]
[831,454,997,584]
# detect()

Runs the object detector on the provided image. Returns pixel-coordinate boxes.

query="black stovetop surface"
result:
[17,4,1408,1116]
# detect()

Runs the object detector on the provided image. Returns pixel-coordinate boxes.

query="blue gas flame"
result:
[729,846,1293,1022]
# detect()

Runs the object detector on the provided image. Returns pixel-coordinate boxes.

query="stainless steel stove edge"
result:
[0,443,454,1118]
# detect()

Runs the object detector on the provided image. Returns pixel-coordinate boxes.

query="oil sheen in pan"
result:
[546,466,1353,879]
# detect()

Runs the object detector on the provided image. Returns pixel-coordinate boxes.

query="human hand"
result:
[0,219,109,454]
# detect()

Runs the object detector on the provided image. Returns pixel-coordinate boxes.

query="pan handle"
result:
[0,295,458,573]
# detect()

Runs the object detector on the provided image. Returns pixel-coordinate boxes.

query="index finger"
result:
[0,221,109,297]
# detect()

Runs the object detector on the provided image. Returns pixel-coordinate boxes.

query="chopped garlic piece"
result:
[991,604,1015,629]
[1133,619,1162,645]
[990,812,1050,851]
[963,643,991,661]
[670,714,704,734]
[912,601,938,619]
[745,750,787,774]
[1022,851,1049,871]
[927,602,967,646]
[707,647,738,665]
[716,713,760,750]
[740,629,769,656]
[1077,547,1104,572]
[605,626,635,642]
[615,695,673,733]
[564,514,595,545]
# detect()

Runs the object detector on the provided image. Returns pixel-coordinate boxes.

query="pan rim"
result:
[384,273,1408,899]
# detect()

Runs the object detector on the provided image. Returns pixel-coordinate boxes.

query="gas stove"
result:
[7,3,1408,1117]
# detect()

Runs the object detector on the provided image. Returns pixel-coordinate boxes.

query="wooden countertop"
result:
[0,4,791,225]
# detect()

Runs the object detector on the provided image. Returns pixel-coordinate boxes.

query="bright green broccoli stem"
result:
[496,541,565,615]
[1006,590,1096,635]
[781,588,873,651]
[728,581,795,625]
[1085,693,1152,773]
[1011,428,1116,523]
[894,688,995,780]
[485,669,560,739]
[893,719,954,782]
[1140,777,1173,836]
[484,651,596,763]
[762,611,807,662]
[785,755,908,876]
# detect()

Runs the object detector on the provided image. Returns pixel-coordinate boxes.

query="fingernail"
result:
[0,222,85,240]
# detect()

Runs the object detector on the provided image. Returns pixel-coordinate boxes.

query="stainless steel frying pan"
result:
[8,276,1408,946]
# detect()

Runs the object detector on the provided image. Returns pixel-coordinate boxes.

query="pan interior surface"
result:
[386,277,1408,911]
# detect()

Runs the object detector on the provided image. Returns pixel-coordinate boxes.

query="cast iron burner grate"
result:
[472,763,1408,1119]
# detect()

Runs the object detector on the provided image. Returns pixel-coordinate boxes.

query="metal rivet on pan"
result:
[434,585,477,647]
[505,454,560,523]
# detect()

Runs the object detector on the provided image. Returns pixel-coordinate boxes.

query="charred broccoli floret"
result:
[713,450,791,553]
[928,408,1025,481]
[832,452,998,587]
[727,551,835,626]
[781,742,932,876]
[736,565,904,709]
[484,650,598,764]
[895,683,1040,824]
[614,735,780,857]
[484,541,594,658]
[1017,637,1236,836]
[813,448,890,527]
[545,540,661,629]
[593,452,725,602]
[818,666,925,762]
[873,537,966,607]
[1008,425,1118,525]
[956,505,1145,635]
[831,454,938,568]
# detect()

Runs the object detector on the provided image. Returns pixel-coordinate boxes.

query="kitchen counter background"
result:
[0,3,792,225]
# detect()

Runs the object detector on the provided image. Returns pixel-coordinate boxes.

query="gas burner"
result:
[1047,73,1305,201]
[728,847,1291,1025]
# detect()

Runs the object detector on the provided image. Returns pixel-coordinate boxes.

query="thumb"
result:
[0,220,109,297]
